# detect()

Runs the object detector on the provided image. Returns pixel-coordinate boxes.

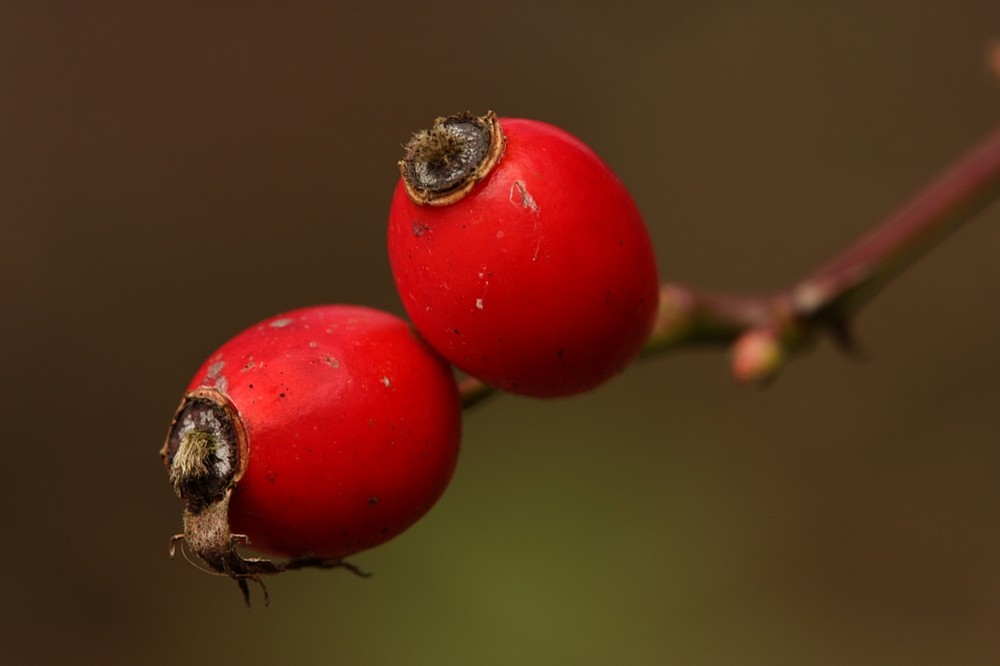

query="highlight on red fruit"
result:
[388,111,659,398]
[161,304,462,603]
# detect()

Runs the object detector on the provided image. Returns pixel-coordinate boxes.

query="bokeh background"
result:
[3,2,1000,664]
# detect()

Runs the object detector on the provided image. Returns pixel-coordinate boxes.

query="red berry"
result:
[388,112,659,397]
[161,304,461,601]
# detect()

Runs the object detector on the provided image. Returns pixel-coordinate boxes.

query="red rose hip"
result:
[388,112,659,397]
[161,305,461,601]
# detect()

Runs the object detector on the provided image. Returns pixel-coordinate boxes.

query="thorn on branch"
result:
[825,317,864,357]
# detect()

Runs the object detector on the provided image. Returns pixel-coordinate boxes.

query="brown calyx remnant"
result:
[161,388,281,606]
[161,388,368,605]
[399,110,506,206]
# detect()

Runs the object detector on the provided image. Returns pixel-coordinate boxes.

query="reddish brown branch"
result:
[646,122,1000,384]
[794,123,1000,317]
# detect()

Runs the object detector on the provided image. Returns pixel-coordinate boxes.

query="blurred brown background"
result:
[3,2,1000,664]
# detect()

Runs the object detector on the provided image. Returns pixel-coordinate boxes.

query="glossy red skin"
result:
[185,305,461,560]
[388,118,659,397]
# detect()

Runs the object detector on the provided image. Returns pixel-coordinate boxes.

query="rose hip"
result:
[162,304,461,603]
[388,112,659,397]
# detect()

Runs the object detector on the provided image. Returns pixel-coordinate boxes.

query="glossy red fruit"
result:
[388,111,659,397]
[161,304,461,599]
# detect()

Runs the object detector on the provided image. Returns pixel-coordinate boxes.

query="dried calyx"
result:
[161,389,282,605]
[162,389,365,605]
[399,110,506,206]
[165,394,238,510]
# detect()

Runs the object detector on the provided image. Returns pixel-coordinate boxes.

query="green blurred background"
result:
[3,2,1000,664]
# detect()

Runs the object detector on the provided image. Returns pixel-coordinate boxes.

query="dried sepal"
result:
[399,110,506,206]
[162,389,282,605]
[162,388,370,605]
